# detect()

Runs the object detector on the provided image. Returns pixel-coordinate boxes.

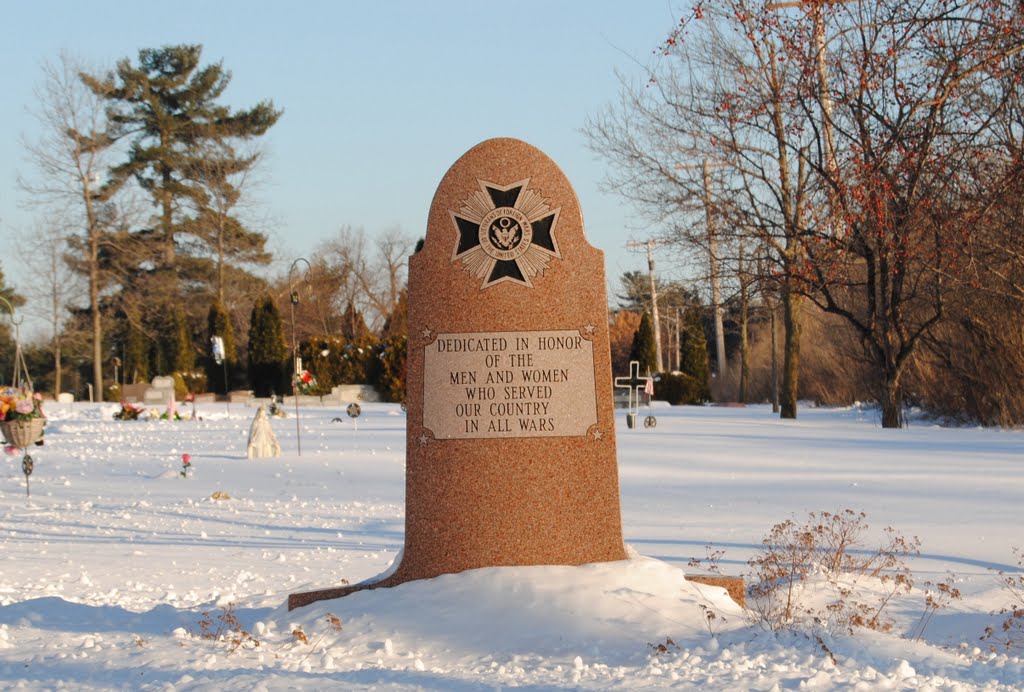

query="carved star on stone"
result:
[592,429,603,441]
[421,328,433,340]
[417,434,430,446]
[584,323,596,335]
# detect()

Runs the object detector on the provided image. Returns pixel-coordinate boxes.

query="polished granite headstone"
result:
[289,137,629,610]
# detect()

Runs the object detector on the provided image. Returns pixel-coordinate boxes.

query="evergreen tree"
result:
[323,301,374,384]
[375,336,407,402]
[376,288,408,401]
[205,300,237,394]
[679,305,712,402]
[629,312,659,375]
[380,288,408,341]
[247,294,288,397]
[124,318,149,384]
[171,307,195,374]
[83,44,280,272]
[82,45,281,357]
[183,146,274,304]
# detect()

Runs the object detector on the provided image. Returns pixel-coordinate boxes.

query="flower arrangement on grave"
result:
[113,401,145,420]
[292,369,317,395]
[160,400,183,421]
[0,387,45,422]
[0,387,46,449]
[268,395,287,417]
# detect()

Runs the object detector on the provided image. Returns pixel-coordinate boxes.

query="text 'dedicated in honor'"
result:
[422,329,597,439]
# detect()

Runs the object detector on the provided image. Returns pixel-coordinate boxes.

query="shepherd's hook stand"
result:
[288,257,312,456]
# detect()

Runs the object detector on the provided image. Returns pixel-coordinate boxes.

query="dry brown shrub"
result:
[983,548,1024,652]
[747,509,919,634]
[742,304,872,406]
[907,299,1024,426]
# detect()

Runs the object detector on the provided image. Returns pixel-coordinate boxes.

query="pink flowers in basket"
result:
[0,388,44,422]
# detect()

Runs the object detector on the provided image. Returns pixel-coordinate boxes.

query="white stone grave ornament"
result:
[247,405,281,459]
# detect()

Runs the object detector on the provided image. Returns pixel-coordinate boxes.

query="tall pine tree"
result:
[679,305,711,402]
[629,312,659,375]
[247,294,288,397]
[205,300,237,394]
[82,45,281,372]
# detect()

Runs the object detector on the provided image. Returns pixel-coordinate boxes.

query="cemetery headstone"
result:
[290,137,628,609]
[143,376,176,407]
[330,384,380,403]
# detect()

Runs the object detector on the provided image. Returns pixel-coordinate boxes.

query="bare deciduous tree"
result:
[318,226,413,333]
[19,51,124,400]
[586,0,817,417]
[15,217,83,396]
[798,0,1024,427]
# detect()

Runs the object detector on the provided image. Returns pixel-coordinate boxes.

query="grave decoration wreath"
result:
[113,401,145,420]
[292,369,317,395]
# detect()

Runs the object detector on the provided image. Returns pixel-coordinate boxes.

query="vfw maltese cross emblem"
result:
[449,179,561,288]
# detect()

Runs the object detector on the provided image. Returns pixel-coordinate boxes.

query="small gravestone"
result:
[144,376,176,407]
[290,138,628,609]
[246,406,281,459]
[330,384,380,403]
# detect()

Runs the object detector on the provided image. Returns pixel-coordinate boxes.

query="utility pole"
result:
[768,0,851,181]
[626,239,668,372]
[675,160,729,379]
[703,160,728,380]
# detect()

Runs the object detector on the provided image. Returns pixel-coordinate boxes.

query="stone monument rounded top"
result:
[397,137,627,582]
[288,137,628,611]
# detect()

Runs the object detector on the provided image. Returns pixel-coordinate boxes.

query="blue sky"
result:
[1,1,683,316]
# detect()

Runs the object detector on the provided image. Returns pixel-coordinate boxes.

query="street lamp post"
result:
[288,258,312,455]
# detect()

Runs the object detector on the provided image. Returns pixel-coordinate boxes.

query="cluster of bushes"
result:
[654,372,710,406]
[295,334,406,403]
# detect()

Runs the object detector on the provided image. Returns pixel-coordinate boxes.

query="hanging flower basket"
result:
[1,417,45,449]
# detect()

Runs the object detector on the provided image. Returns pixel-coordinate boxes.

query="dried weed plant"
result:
[193,602,260,656]
[746,510,919,634]
[983,548,1024,652]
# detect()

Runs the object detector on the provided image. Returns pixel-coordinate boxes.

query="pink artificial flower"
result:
[182,453,191,465]
[4,445,16,456]
[15,400,34,415]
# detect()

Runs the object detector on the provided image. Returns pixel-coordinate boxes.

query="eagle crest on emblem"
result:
[448,178,562,289]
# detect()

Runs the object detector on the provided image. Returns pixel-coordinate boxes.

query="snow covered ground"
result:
[1,400,1022,690]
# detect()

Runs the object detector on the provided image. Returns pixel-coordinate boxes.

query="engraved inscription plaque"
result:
[422,329,598,439]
